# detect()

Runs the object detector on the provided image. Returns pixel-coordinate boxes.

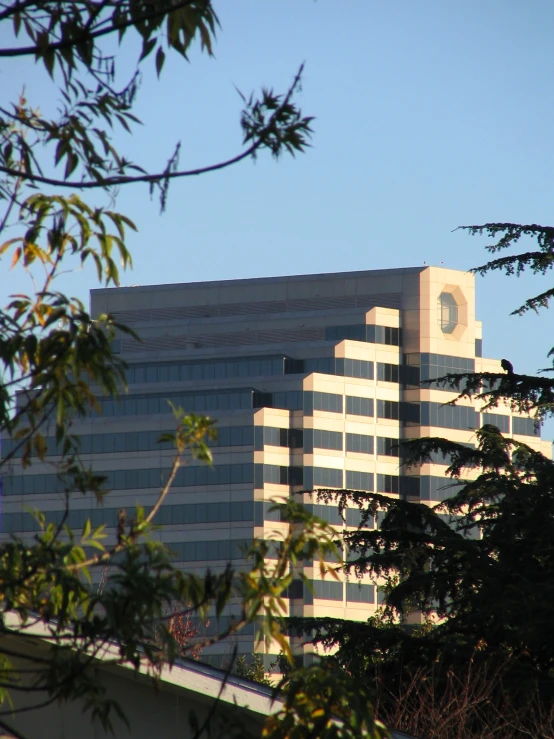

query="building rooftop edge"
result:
[91,266,429,295]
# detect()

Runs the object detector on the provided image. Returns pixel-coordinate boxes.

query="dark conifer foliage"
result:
[291,223,554,737]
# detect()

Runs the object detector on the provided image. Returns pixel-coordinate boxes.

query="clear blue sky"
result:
[2,1,554,431]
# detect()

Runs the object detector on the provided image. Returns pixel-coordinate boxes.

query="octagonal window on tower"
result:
[438,292,458,334]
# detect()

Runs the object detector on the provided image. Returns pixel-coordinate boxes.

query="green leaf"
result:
[155,47,165,77]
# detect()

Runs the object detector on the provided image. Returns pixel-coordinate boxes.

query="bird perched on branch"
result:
[501,358,514,375]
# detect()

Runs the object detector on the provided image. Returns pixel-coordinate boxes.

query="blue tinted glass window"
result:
[346,396,374,417]
[377,363,399,383]
[313,429,343,451]
[377,400,399,420]
[512,417,541,437]
[377,474,399,494]
[312,467,343,488]
[345,433,374,454]
[346,583,375,603]
[482,413,510,434]
[345,471,374,491]
[313,580,343,601]
[377,437,400,456]
[438,292,458,334]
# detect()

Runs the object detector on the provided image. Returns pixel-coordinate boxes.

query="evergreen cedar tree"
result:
[290,223,554,736]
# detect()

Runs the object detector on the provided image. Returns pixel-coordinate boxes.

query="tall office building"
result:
[1,266,550,666]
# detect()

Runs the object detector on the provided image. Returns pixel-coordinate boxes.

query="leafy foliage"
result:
[264,665,388,739]
[0,3,339,737]
[0,2,314,206]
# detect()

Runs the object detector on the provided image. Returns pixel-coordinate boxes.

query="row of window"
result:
[404,353,475,392]
[512,417,541,437]
[261,502,372,530]
[2,463,255,496]
[125,354,400,386]
[377,363,400,383]
[346,396,374,417]
[255,465,304,487]
[0,427,399,463]
[304,392,388,418]
[287,357,375,380]
[1,426,256,459]
[254,390,303,411]
[100,389,254,418]
[254,426,304,450]
[482,412,510,434]
[126,356,286,385]
[419,402,478,430]
[1,498,383,535]
[346,433,373,454]
[304,391,343,415]
[19,385,534,441]
[326,324,401,346]
[289,580,376,604]
[0,500,256,534]
[428,442,475,465]
[369,474,474,502]
[168,538,251,563]
[307,504,377,529]
[345,470,373,491]
[1,425,402,462]
[102,372,405,422]
[419,476,464,502]
[304,466,344,490]
[304,429,343,452]
[125,352,515,398]
[0,464,473,500]
[406,353,475,372]
[437,513,480,540]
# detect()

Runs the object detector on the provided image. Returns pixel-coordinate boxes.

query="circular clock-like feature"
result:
[438,291,458,334]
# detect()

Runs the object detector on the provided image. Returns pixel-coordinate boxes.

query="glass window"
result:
[420,402,478,430]
[377,400,399,420]
[438,292,458,334]
[146,367,157,383]
[377,437,400,456]
[482,412,510,434]
[218,540,231,560]
[312,391,343,413]
[313,467,343,488]
[346,583,375,603]
[91,435,103,454]
[346,433,374,454]
[419,475,464,502]
[313,580,343,601]
[313,429,343,451]
[377,363,399,383]
[205,541,217,559]
[512,417,541,437]
[346,470,373,491]
[377,474,399,494]
[346,396,374,417]
[313,503,342,525]
[346,508,374,528]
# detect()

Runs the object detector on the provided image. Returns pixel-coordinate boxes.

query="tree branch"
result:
[0,63,306,191]
[0,0,205,58]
